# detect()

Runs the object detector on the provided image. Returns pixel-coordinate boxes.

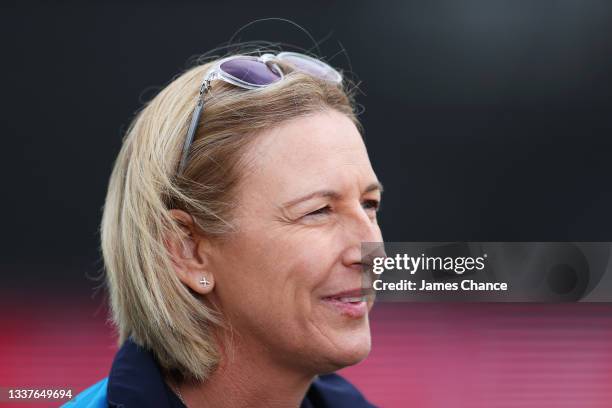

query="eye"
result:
[362,199,381,212]
[304,205,331,218]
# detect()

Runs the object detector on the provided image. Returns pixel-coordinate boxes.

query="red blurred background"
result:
[1,293,611,408]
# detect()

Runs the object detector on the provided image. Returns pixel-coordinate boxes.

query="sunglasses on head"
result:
[177,52,343,175]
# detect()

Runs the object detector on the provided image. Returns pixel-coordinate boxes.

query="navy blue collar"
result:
[106,338,377,408]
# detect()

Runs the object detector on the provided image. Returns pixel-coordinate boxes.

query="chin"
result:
[316,325,372,373]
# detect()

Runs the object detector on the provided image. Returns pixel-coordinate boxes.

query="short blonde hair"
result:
[100,45,362,381]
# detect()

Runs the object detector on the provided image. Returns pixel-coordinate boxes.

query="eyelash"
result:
[304,200,381,218]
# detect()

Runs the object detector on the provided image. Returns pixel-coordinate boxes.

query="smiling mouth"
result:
[321,288,374,318]
[328,296,368,303]
[322,287,374,301]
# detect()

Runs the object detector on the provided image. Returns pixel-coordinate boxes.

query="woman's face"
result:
[207,109,383,375]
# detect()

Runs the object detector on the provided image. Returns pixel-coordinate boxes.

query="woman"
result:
[69,45,384,408]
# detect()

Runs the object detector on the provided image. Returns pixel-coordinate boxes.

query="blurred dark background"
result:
[3,1,612,290]
[2,2,612,407]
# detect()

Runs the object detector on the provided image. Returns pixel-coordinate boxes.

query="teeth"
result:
[337,296,365,303]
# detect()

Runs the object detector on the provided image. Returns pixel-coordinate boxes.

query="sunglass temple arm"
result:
[177,76,214,175]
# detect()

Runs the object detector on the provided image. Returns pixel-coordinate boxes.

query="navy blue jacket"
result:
[65,338,377,407]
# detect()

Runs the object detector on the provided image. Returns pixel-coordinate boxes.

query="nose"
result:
[340,204,383,269]
[358,210,382,244]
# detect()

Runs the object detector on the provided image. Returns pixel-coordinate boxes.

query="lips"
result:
[323,288,373,302]
[321,288,374,318]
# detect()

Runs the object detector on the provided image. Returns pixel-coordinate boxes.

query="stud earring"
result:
[199,276,210,287]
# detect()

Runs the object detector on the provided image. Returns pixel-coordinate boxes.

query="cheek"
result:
[212,235,336,329]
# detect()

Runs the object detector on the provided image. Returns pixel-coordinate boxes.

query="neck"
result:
[174,332,314,408]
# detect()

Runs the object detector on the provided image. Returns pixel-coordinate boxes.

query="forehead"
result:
[241,110,375,194]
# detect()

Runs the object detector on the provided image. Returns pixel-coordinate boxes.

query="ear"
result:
[165,209,215,295]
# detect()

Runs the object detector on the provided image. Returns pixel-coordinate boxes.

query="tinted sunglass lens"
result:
[219,58,281,86]
[278,54,342,84]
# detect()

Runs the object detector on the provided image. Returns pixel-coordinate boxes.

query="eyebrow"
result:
[281,181,384,209]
